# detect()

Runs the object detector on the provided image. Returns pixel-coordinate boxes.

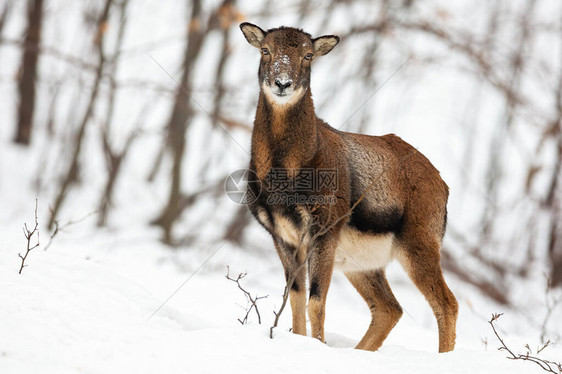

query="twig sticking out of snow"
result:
[270,282,291,338]
[489,313,562,373]
[18,199,40,274]
[225,266,268,325]
[541,276,562,344]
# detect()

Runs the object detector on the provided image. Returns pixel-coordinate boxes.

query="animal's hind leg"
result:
[345,270,403,351]
[397,241,458,352]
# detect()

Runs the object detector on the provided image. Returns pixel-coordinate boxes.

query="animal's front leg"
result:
[289,279,307,335]
[307,237,336,342]
[274,239,307,335]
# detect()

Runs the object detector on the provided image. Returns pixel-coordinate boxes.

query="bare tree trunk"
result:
[459,1,502,194]
[547,208,562,286]
[152,0,205,244]
[212,1,254,244]
[547,20,562,286]
[211,1,234,122]
[478,0,536,248]
[545,124,562,288]
[98,130,137,226]
[199,0,237,178]
[14,0,43,145]
[97,0,131,227]
[48,0,113,229]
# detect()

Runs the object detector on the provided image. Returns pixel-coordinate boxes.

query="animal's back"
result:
[343,130,449,240]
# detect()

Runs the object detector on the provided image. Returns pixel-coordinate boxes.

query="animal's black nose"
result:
[275,78,292,91]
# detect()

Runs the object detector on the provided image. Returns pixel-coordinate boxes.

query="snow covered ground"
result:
[1,201,560,373]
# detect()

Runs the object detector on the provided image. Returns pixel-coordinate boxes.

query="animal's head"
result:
[240,23,339,107]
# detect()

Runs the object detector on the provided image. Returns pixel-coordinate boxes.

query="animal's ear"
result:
[240,22,267,49]
[312,35,340,58]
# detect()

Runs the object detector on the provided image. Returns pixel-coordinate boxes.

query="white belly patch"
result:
[334,228,395,272]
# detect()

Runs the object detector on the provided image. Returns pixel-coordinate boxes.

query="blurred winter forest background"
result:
[1,0,561,336]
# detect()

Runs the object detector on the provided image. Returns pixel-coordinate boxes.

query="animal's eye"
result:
[304,53,313,60]
[261,48,270,55]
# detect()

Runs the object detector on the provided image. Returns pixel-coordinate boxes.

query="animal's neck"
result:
[251,90,318,177]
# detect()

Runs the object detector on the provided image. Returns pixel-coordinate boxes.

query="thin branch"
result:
[270,281,292,337]
[489,313,562,373]
[541,276,562,344]
[0,37,98,71]
[225,266,267,325]
[18,199,40,274]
